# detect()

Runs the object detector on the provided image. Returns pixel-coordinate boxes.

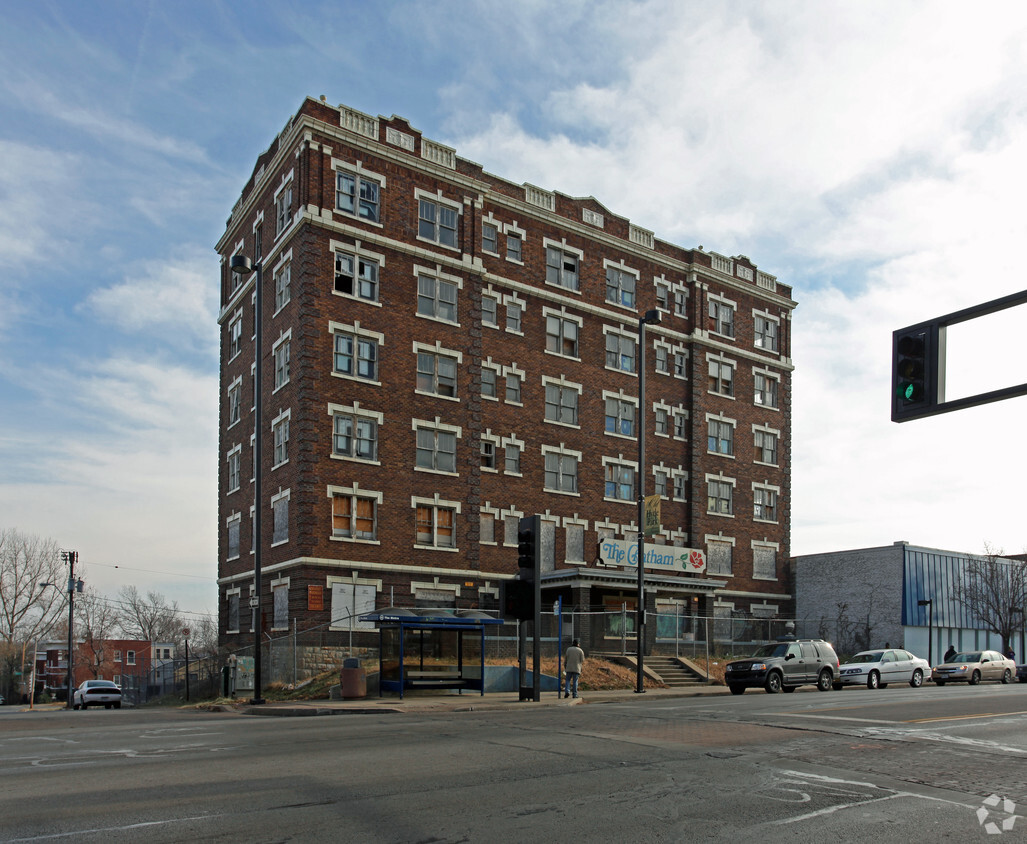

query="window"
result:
[127,650,136,666]
[273,415,289,466]
[654,345,670,373]
[753,546,777,579]
[707,541,732,575]
[754,487,778,522]
[673,411,687,439]
[545,382,579,425]
[274,262,291,311]
[674,351,688,378]
[332,493,377,540]
[754,428,779,465]
[506,231,522,262]
[480,439,496,469]
[755,314,779,351]
[272,492,289,544]
[708,358,733,396]
[417,274,458,322]
[654,469,668,497]
[546,314,579,357]
[416,426,457,473]
[228,382,241,426]
[605,397,636,437]
[336,171,381,222]
[604,462,635,501]
[418,198,458,247]
[506,300,522,332]
[654,407,669,436]
[229,315,242,359]
[227,516,240,558]
[546,246,579,290]
[482,223,498,254]
[417,351,458,397]
[673,473,687,501]
[415,503,456,547]
[754,372,779,408]
[605,332,636,373]
[707,418,733,455]
[275,182,292,235]
[332,412,377,461]
[505,370,522,404]
[481,366,498,399]
[707,479,733,515]
[655,282,670,310]
[674,290,688,316]
[709,299,735,337]
[273,337,290,390]
[482,295,498,327]
[566,524,585,563]
[544,450,579,493]
[605,266,636,308]
[227,449,241,492]
[114,650,122,663]
[273,584,288,630]
[334,252,379,301]
[228,592,240,632]
[480,512,495,544]
[333,332,378,381]
[504,441,522,474]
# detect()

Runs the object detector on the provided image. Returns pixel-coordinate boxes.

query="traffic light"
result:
[517,515,540,576]
[501,578,534,621]
[892,323,938,422]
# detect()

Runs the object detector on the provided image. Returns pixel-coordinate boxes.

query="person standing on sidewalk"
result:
[564,639,584,699]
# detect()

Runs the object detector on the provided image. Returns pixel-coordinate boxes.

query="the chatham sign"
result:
[599,538,707,574]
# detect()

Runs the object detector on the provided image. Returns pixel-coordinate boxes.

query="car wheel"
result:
[764,672,783,694]
[1001,669,1011,684]
[969,670,981,685]
[729,685,745,695]
[817,669,833,692]
[910,669,923,688]
[935,680,946,686]
[72,702,79,710]
[104,704,112,710]
[867,671,880,690]
[782,685,796,693]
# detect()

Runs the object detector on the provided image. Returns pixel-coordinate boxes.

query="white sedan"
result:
[833,648,931,690]
[73,679,122,709]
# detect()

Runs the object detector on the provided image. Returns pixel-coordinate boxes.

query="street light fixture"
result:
[917,599,933,665]
[230,253,266,705]
[636,308,662,694]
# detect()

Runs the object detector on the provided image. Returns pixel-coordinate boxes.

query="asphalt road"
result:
[1,682,1025,842]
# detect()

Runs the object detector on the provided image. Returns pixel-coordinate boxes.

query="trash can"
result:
[340,657,366,699]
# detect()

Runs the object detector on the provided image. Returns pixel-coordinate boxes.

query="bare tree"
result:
[76,589,121,680]
[952,543,1027,653]
[0,529,67,697]
[117,586,182,644]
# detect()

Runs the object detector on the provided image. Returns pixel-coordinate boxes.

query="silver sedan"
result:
[833,648,930,690]
[932,650,1016,685]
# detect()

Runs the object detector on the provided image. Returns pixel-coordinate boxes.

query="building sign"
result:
[307,585,324,611]
[600,538,706,574]
[644,494,661,536]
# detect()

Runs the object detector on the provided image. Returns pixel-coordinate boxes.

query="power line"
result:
[86,560,214,581]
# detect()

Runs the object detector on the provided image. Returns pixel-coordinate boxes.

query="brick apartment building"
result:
[215,96,796,653]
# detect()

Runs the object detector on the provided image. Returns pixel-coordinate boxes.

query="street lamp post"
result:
[230,254,265,705]
[917,599,933,665]
[42,550,80,709]
[636,309,662,694]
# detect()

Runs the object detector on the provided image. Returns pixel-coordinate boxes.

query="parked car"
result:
[1017,663,1027,683]
[72,679,122,709]
[931,650,1016,685]
[833,648,930,690]
[725,639,839,694]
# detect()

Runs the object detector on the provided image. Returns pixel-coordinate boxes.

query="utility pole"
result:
[62,550,79,709]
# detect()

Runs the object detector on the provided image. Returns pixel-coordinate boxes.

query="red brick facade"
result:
[216,97,796,651]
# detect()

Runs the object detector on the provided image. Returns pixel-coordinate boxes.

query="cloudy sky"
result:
[3,0,1027,620]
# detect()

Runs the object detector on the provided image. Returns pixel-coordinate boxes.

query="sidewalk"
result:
[226,683,729,717]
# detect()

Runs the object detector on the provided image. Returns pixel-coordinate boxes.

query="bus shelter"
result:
[359,609,503,699]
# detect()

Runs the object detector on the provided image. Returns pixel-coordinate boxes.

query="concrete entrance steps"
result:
[641,655,708,687]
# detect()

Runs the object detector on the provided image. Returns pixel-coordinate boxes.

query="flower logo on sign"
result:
[689,550,704,569]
